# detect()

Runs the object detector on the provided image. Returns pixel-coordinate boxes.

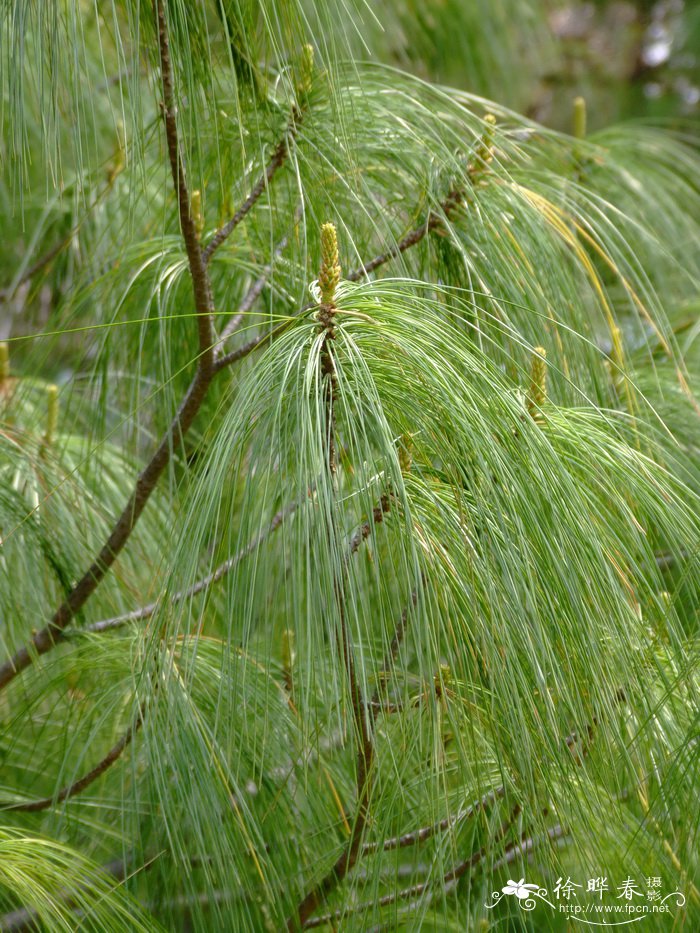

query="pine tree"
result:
[1,2,699,930]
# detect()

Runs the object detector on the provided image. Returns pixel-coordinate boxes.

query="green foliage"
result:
[1,1,699,931]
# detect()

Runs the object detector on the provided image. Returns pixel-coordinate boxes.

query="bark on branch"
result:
[303,805,521,929]
[74,498,298,636]
[0,714,142,813]
[0,0,220,693]
[203,112,300,265]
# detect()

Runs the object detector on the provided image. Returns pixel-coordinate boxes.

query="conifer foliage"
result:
[1,2,699,930]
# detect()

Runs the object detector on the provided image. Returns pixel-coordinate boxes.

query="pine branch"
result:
[0,714,142,813]
[215,143,493,376]
[345,184,469,284]
[0,169,122,304]
[362,824,569,933]
[0,0,221,693]
[73,499,298,636]
[214,315,301,372]
[369,586,420,713]
[347,495,391,555]
[216,205,303,350]
[0,239,65,304]
[0,855,159,933]
[360,786,504,855]
[156,0,215,369]
[303,805,521,929]
[490,823,569,872]
[289,226,380,930]
[203,112,300,265]
[353,687,614,859]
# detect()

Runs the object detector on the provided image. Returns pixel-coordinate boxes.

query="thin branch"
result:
[355,693,612,857]
[347,495,391,556]
[360,786,505,855]
[0,366,213,691]
[0,240,65,304]
[345,187,466,284]
[0,714,142,813]
[0,167,124,305]
[345,123,496,284]
[369,586,420,712]
[362,824,570,933]
[214,182,472,374]
[74,498,298,636]
[216,204,303,349]
[216,135,493,376]
[0,1,220,692]
[285,501,396,923]
[214,314,301,372]
[304,805,521,929]
[203,112,300,265]
[289,233,379,930]
[490,823,569,873]
[156,0,215,368]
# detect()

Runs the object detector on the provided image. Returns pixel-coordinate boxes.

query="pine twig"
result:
[0,239,65,304]
[0,855,159,933]
[203,112,300,265]
[490,823,569,872]
[156,0,215,370]
[347,495,391,555]
[360,786,505,856]
[0,164,124,305]
[216,204,303,350]
[289,226,378,930]
[0,714,142,813]
[369,586,420,714]
[74,498,298,636]
[0,0,220,692]
[362,824,569,933]
[303,805,521,929]
[345,186,467,284]
[214,315,301,372]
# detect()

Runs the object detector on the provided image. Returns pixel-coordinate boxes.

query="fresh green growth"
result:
[0,2,699,931]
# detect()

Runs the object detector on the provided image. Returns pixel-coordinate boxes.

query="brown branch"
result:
[0,714,142,813]
[0,160,125,305]
[0,1,220,693]
[360,786,505,856]
[75,498,298,636]
[215,182,460,364]
[156,0,215,369]
[214,179,477,375]
[289,594,374,930]
[203,113,300,265]
[369,585,420,714]
[214,313,303,372]
[362,824,569,933]
[216,204,303,350]
[213,184,470,373]
[490,823,569,873]
[289,241,379,929]
[345,187,466,284]
[0,240,65,304]
[343,121,495,285]
[347,495,391,556]
[286,500,396,926]
[0,367,212,690]
[303,805,521,929]
[216,126,493,375]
